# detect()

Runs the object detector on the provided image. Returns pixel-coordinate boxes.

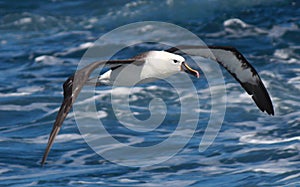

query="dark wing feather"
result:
[166,45,274,115]
[41,59,139,166]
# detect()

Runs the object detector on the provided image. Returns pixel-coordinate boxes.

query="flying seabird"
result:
[41,45,274,165]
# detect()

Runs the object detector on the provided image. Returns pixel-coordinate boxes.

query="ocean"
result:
[0,0,299,186]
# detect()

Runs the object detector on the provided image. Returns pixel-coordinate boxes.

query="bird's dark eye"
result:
[173,59,179,63]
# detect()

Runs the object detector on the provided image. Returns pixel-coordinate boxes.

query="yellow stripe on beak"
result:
[181,62,200,78]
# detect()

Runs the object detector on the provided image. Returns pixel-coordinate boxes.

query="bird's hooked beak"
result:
[181,62,200,78]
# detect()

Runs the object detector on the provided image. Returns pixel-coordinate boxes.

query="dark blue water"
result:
[1,0,300,186]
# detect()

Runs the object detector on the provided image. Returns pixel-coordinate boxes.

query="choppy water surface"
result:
[0,0,299,186]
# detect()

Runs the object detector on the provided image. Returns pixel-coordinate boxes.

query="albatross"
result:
[41,45,274,165]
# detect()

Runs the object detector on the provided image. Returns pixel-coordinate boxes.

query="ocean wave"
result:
[206,18,268,38]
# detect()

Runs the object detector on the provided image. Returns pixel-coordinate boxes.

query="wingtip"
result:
[41,160,46,167]
[251,94,274,116]
[266,108,275,116]
[41,125,61,167]
[41,153,48,167]
[41,148,49,167]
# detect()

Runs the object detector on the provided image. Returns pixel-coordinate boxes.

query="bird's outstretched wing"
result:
[166,45,274,115]
[41,59,140,166]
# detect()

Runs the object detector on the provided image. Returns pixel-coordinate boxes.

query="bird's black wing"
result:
[166,45,274,115]
[41,59,141,166]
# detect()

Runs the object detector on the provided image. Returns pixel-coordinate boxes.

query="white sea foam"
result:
[207,18,267,38]
[277,172,300,183]
[0,92,31,97]
[0,168,10,174]
[0,103,50,112]
[269,23,299,38]
[274,49,290,60]
[119,178,140,183]
[288,77,300,90]
[26,133,83,144]
[54,41,94,57]
[34,55,63,64]
[70,181,104,185]
[240,134,300,144]
[14,17,32,25]
[224,18,249,28]
[0,86,43,98]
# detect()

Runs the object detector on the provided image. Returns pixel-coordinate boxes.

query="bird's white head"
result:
[142,51,199,79]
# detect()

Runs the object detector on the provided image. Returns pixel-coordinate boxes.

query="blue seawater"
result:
[0,0,299,186]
